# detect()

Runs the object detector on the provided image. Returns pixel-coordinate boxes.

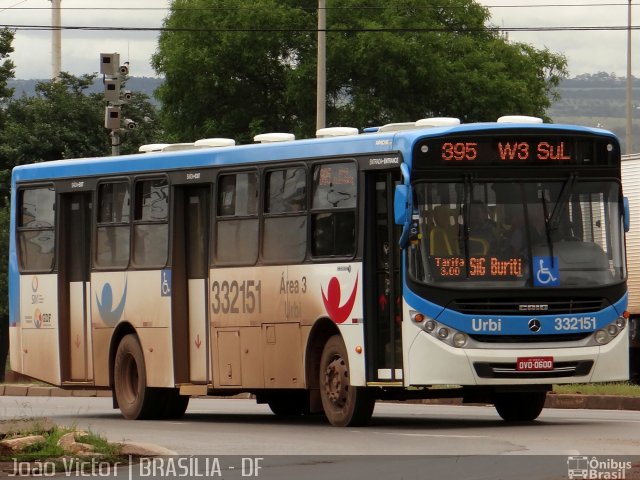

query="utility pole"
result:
[100,53,136,156]
[316,0,326,130]
[626,0,633,154]
[51,0,61,79]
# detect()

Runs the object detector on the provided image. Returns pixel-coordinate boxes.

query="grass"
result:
[1,423,127,471]
[553,382,640,396]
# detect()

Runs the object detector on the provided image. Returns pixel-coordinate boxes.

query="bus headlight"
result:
[594,329,609,345]
[409,310,469,348]
[453,332,468,348]
[591,318,626,346]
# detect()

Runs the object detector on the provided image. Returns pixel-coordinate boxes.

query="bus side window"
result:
[17,187,56,271]
[311,162,357,257]
[96,182,130,268]
[132,178,169,268]
[263,167,307,263]
[215,171,259,265]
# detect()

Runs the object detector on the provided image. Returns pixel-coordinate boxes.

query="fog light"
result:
[425,320,436,332]
[594,329,608,344]
[437,327,449,339]
[453,332,467,348]
[607,324,619,336]
[616,317,626,329]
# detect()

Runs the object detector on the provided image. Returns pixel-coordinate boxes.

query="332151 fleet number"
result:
[553,316,596,331]
[211,280,262,315]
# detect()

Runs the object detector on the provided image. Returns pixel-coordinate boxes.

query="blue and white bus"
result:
[8,116,629,426]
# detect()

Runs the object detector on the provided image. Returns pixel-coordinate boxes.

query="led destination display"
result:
[431,256,524,281]
[414,133,618,167]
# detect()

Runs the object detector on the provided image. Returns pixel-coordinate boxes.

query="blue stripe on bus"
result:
[12,134,396,181]
[11,122,616,182]
[404,283,628,336]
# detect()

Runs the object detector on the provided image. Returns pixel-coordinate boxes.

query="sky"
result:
[0,0,637,80]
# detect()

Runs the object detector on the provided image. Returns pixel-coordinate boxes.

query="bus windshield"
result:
[408,179,625,288]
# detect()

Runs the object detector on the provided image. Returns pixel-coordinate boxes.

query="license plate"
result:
[516,356,554,371]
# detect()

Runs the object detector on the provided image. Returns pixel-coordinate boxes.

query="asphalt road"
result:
[2,396,640,479]
[0,395,639,454]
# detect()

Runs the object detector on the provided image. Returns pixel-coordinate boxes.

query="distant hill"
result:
[549,72,640,153]
[9,76,164,105]
[8,73,640,151]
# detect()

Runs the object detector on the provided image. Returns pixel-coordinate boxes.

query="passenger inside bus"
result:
[467,201,496,255]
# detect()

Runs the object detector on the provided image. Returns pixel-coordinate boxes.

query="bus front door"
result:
[171,186,210,385]
[364,172,403,383]
[59,192,93,383]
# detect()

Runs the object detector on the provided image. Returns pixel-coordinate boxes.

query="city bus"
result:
[8,116,629,426]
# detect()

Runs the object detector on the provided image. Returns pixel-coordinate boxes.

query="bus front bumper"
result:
[403,325,629,387]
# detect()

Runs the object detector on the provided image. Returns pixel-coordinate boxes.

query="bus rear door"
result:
[58,192,93,383]
[171,185,211,386]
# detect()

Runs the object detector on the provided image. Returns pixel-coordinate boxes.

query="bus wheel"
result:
[493,391,547,422]
[159,389,190,419]
[266,391,310,417]
[320,335,375,427]
[113,334,158,420]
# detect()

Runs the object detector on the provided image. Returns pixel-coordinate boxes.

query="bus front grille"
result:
[474,361,594,379]
[469,333,591,343]
[450,298,608,315]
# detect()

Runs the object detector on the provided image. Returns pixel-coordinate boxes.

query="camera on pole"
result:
[100,53,120,76]
[123,119,137,130]
[104,78,120,103]
[105,106,121,130]
[101,53,137,155]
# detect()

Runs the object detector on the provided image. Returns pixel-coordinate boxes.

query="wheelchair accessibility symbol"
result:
[161,269,171,296]
[533,256,560,287]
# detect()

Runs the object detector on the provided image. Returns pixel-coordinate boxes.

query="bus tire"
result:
[493,391,546,422]
[266,390,310,417]
[319,335,375,427]
[162,390,190,419]
[113,334,158,420]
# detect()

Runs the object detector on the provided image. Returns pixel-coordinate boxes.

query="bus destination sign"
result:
[431,255,524,281]
[414,133,618,168]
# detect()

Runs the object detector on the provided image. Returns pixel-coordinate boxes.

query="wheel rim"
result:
[323,354,349,408]
[121,353,139,404]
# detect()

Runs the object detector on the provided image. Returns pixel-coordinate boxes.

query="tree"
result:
[0,197,8,381]
[0,73,109,169]
[0,73,161,168]
[152,0,567,141]
[0,27,15,382]
[153,0,313,143]
[0,71,161,380]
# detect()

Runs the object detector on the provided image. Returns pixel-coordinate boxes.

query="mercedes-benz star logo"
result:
[528,318,542,332]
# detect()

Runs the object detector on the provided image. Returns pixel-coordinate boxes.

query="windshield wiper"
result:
[547,173,578,234]
[462,175,472,277]
[540,194,555,266]
[541,173,577,267]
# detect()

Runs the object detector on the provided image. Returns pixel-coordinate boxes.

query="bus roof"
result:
[12,121,619,183]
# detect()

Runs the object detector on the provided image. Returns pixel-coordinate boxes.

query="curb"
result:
[1,384,639,411]
[545,393,640,410]
[0,384,111,398]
